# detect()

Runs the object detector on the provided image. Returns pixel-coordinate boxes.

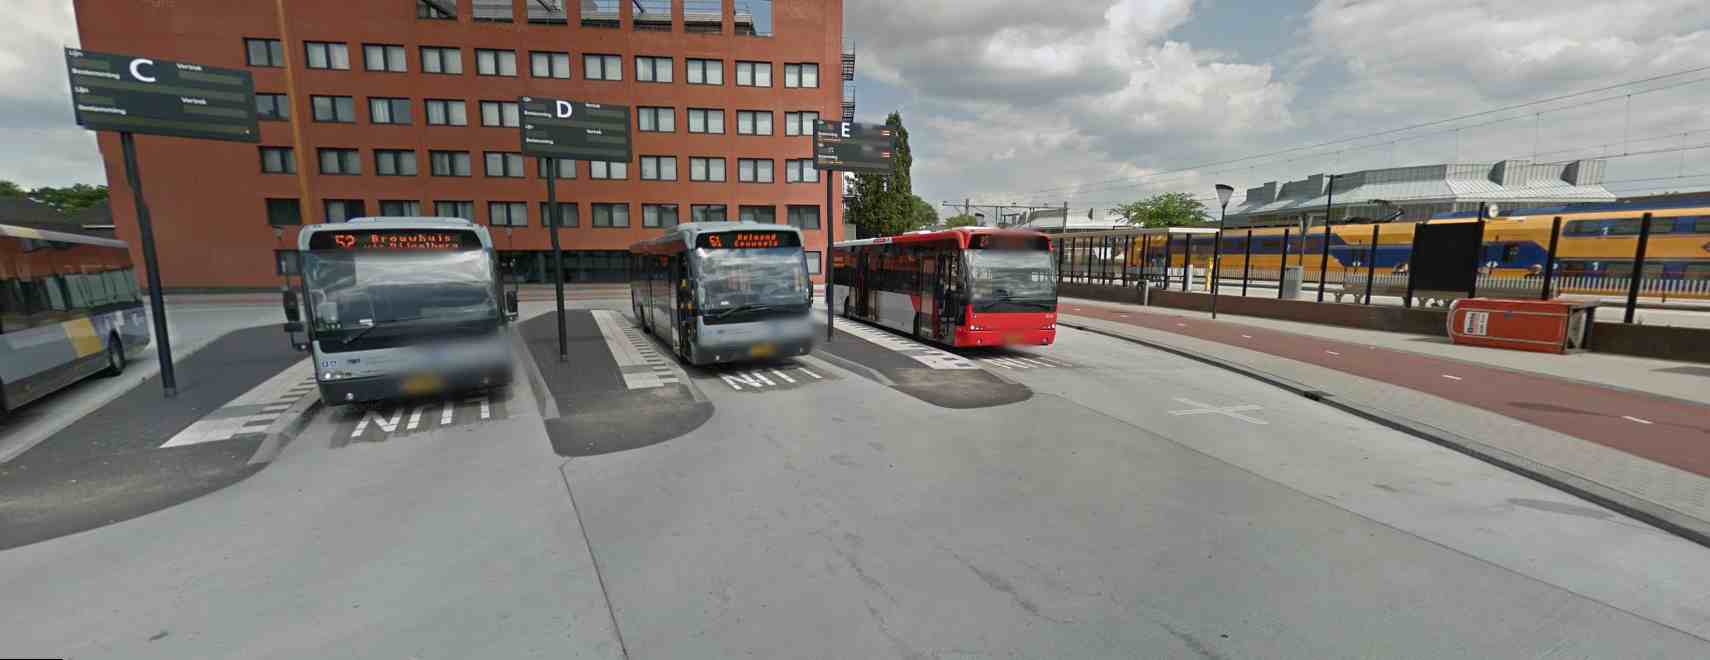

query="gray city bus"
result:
[284,217,518,405]
[629,222,815,365]
[0,223,149,413]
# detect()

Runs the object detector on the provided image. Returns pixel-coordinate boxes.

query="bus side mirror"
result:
[505,290,519,318]
[282,290,300,322]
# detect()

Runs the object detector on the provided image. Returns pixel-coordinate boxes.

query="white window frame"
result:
[304,42,350,70]
[736,60,771,87]
[637,106,675,132]
[424,99,468,126]
[686,58,723,85]
[584,54,622,80]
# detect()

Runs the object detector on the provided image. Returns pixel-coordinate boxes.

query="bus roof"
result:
[834,226,1049,249]
[0,222,129,249]
[298,216,492,250]
[630,221,804,254]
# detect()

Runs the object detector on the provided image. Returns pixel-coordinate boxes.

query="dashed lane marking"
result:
[1442,374,1463,381]
[592,309,680,389]
[1623,415,1654,425]
[160,360,318,448]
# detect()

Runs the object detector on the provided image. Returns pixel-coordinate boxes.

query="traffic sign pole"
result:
[825,170,835,341]
[120,131,177,397]
[545,159,568,362]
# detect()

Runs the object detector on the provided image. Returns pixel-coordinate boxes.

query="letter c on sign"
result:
[840,122,851,138]
[556,100,574,118]
[130,58,157,83]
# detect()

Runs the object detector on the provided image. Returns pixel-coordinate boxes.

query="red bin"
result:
[1446,298,1598,354]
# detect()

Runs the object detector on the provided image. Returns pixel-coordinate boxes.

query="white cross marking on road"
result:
[1168,397,1268,425]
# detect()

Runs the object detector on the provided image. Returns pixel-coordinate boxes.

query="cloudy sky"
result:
[6,0,1709,214]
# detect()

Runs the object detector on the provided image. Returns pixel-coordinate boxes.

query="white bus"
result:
[0,223,149,413]
[285,217,518,405]
[629,222,815,365]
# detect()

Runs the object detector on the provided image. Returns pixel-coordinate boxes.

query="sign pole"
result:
[119,131,178,398]
[825,169,836,341]
[545,158,568,361]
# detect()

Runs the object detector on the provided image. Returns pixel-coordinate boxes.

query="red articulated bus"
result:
[831,227,1057,348]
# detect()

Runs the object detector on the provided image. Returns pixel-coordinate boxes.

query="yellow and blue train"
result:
[1131,201,1710,282]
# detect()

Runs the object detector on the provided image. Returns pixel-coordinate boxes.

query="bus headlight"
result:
[970,325,986,331]
[322,370,353,381]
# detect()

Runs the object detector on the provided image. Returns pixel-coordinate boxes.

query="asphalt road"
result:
[4,298,1710,658]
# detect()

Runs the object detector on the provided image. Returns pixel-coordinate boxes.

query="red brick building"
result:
[73,0,851,288]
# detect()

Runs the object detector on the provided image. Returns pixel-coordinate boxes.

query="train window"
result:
[1502,243,1521,262]
[1684,264,1710,280]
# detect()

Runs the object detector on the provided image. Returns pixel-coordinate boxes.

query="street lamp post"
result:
[1212,184,1234,319]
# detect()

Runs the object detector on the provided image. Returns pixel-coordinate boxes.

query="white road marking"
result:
[1176,323,1187,327]
[750,370,776,386]
[1441,374,1463,381]
[771,369,796,383]
[407,405,425,431]
[352,409,401,437]
[832,319,980,370]
[1324,350,1340,356]
[592,309,671,390]
[472,395,491,420]
[1623,415,1654,425]
[441,401,455,425]
[161,360,316,448]
[1241,334,1253,339]
[1168,397,1268,425]
[800,368,823,380]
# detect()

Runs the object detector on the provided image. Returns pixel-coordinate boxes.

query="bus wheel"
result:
[101,334,126,377]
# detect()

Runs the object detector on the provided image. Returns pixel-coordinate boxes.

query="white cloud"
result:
[0,0,99,189]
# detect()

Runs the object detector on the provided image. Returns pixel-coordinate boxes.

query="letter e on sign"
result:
[130,58,157,83]
[840,122,851,138]
[556,100,574,119]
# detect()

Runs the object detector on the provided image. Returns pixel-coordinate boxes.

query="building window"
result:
[424,99,468,126]
[380,200,421,216]
[691,204,728,223]
[592,203,630,228]
[637,106,674,132]
[539,202,579,228]
[324,199,366,223]
[805,251,822,275]
[590,161,628,180]
[738,205,775,224]
[784,62,819,88]
[368,97,411,124]
[488,201,528,227]
[737,110,773,135]
[259,147,295,174]
[736,60,771,87]
[480,100,520,127]
[530,51,571,79]
[584,54,622,80]
[266,198,301,225]
[245,38,284,67]
[304,41,350,70]
[484,151,525,178]
[639,155,677,181]
[788,205,820,229]
[687,108,724,134]
[417,0,458,20]
[318,148,361,175]
[472,0,512,21]
[738,158,773,183]
[685,58,723,85]
[475,48,517,76]
[434,200,475,219]
[429,150,472,177]
[375,149,418,176]
[689,157,726,182]
[310,95,355,123]
[636,56,673,82]
[363,44,407,72]
[255,93,290,121]
[643,204,679,228]
[785,111,819,136]
[536,157,576,179]
[786,159,820,183]
[420,46,463,74]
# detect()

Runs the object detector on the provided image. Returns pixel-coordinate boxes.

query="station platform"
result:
[1056,295,1710,546]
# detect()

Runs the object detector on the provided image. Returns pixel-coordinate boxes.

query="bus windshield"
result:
[301,249,498,334]
[693,246,810,311]
[967,249,1057,312]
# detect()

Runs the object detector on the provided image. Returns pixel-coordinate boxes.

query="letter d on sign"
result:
[555,100,574,118]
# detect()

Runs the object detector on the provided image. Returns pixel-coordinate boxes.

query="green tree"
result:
[28,184,109,214]
[943,213,980,228]
[0,180,25,198]
[845,111,919,237]
[907,195,937,230]
[1114,192,1210,227]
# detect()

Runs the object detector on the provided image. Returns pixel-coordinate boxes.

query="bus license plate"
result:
[749,343,777,358]
[403,374,444,395]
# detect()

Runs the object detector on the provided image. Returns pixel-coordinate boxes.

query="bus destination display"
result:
[308,230,482,251]
[971,234,1050,251]
[698,232,801,249]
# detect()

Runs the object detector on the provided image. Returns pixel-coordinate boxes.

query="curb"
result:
[1058,317,1710,551]
[246,391,323,466]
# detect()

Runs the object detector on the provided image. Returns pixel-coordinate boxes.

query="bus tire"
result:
[101,333,126,377]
